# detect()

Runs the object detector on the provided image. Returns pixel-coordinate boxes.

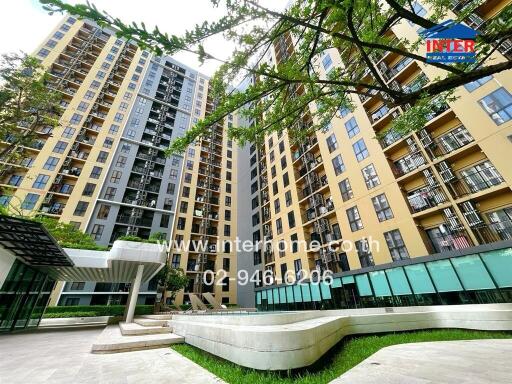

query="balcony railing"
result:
[423,125,474,160]
[448,165,504,198]
[392,151,426,177]
[472,219,512,244]
[407,185,448,213]
[379,129,403,149]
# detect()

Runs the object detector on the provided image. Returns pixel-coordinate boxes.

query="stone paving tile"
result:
[0,328,224,384]
[330,339,512,384]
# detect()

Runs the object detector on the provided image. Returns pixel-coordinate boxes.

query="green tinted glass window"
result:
[286,286,294,302]
[293,284,303,302]
[451,254,495,290]
[273,288,280,304]
[385,267,412,295]
[301,284,312,302]
[369,271,391,296]
[404,264,435,294]
[332,278,342,288]
[320,281,332,299]
[267,289,273,304]
[261,290,267,299]
[426,259,462,292]
[256,292,261,305]
[342,276,355,284]
[279,287,287,303]
[310,283,321,301]
[355,274,372,296]
[480,248,512,288]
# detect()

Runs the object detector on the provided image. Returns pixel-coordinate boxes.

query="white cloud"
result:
[0,0,288,76]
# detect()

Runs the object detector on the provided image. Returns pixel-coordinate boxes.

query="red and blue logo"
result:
[420,20,479,63]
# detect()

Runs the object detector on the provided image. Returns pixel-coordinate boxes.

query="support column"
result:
[125,264,144,323]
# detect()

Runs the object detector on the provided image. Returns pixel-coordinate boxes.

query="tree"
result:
[40,0,512,150]
[155,265,189,304]
[0,54,61,171]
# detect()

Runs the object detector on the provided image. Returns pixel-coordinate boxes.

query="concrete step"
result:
[91,325,184,353]
[119,322,172,336]
[134,318,169,327]
[140,314,173,320]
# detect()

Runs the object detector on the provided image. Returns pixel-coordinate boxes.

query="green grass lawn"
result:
[171,329,512,384]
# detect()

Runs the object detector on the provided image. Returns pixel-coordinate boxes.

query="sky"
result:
[0,0,288,76]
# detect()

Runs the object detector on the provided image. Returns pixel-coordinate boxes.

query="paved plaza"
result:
[331,339,512,384]
[0,327,224,384]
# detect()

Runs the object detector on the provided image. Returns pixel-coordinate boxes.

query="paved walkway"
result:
[0,327,225,383]
[330,339,512,384]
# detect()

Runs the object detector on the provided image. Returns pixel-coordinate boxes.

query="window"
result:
[110,170,122,183]
[225,196,232,206]
[101,137,113,149]
[21,193,39,210]
[279,242,286,258]
[167,183,175,194]
[339,107,350,117]
[464,76,492,92]
[225,210,231,221]
[269,151,275,162]
[160,214,170,228]
[96,70,106,79]
[353,139,369,161]
[285,191,292,207]
[478,87,512,125]
[53,141,68,154]
[222,277,229,292]
[121,143,131,153]
[70,282,85,291]
[38,48,50,57]
[224,224,231,236]
[280,156,287,169]
[96,151,108,163]
[115,156,127,167]
[276,218,283,234]
[279,141,285,153]
[82,183,96,196]
[84,91,95,100]
[180,201,188,214]
[182,186,190,198]
[272,181,278,194]
[252,197,259,209]
[171,254,181,269]
[290,233,298,253]
[97,204,110,219]
[274,199,281,214]
[32,174,50,189]
[294,259,303,280]
[77,101,89,112]
[222,258,231,272]
[338,178,353,201]
[372,194,393,222]
[46,39,57,48]
[346,206,363,232]
[344,117,360,138]
[90,80,101,89]
[114,112,124,122]
[177,217,186,230]
[332,155,345,176]
[62,127,75,139]
[90,166,102,179]
[104,187,116,200]
[362,164,380,189]
[326,133,338,153]
[169,169,178,180]
[226,183,231,193]
[384,229,409,261]
[283,172,289,187]
[8,175,23,186]
[73,201,89,216]
[322,54,332,70]
[91,225,104,240]
[69,113,82,125]
[252,213,260,226]
[288,211,296,228]
[271,166,276,178]
[119,102,129,111]
[355,239,374,267]
[43,157,59,171]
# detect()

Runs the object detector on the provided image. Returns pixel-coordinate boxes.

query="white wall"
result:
[0,248,16,289]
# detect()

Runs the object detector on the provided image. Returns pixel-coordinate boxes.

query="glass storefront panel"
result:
[404,264,436,294]
[355,274,372,296]
[310,284,321,301]
[426,260,463,292]
[320,281,332,299]
[480,249,512,288]
[386,267,412,295]
[451,255,495,290]
[301,284,312,302]
[369,271,391,296]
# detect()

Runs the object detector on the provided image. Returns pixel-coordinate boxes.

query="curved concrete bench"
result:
[170,304,512,370]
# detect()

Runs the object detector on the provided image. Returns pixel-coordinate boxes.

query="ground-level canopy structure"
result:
[0,216,166,333]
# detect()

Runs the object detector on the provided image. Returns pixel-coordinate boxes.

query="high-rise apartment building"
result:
[239,0,512,308]
[0,17,238,306]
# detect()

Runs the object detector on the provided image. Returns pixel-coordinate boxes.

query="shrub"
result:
[43,304,154,318]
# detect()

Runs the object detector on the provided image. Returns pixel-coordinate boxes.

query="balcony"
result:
[421,125,474,160]
[116,215,153,227]
[379,129,403,149]
[407,185,448,213]
[392,151,426,177]
[264,250,275,264]
[446,164,505,198]
[301,175,328,199]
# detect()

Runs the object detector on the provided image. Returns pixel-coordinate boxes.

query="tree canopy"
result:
[0,54,61,170]
[40,0,512,151]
